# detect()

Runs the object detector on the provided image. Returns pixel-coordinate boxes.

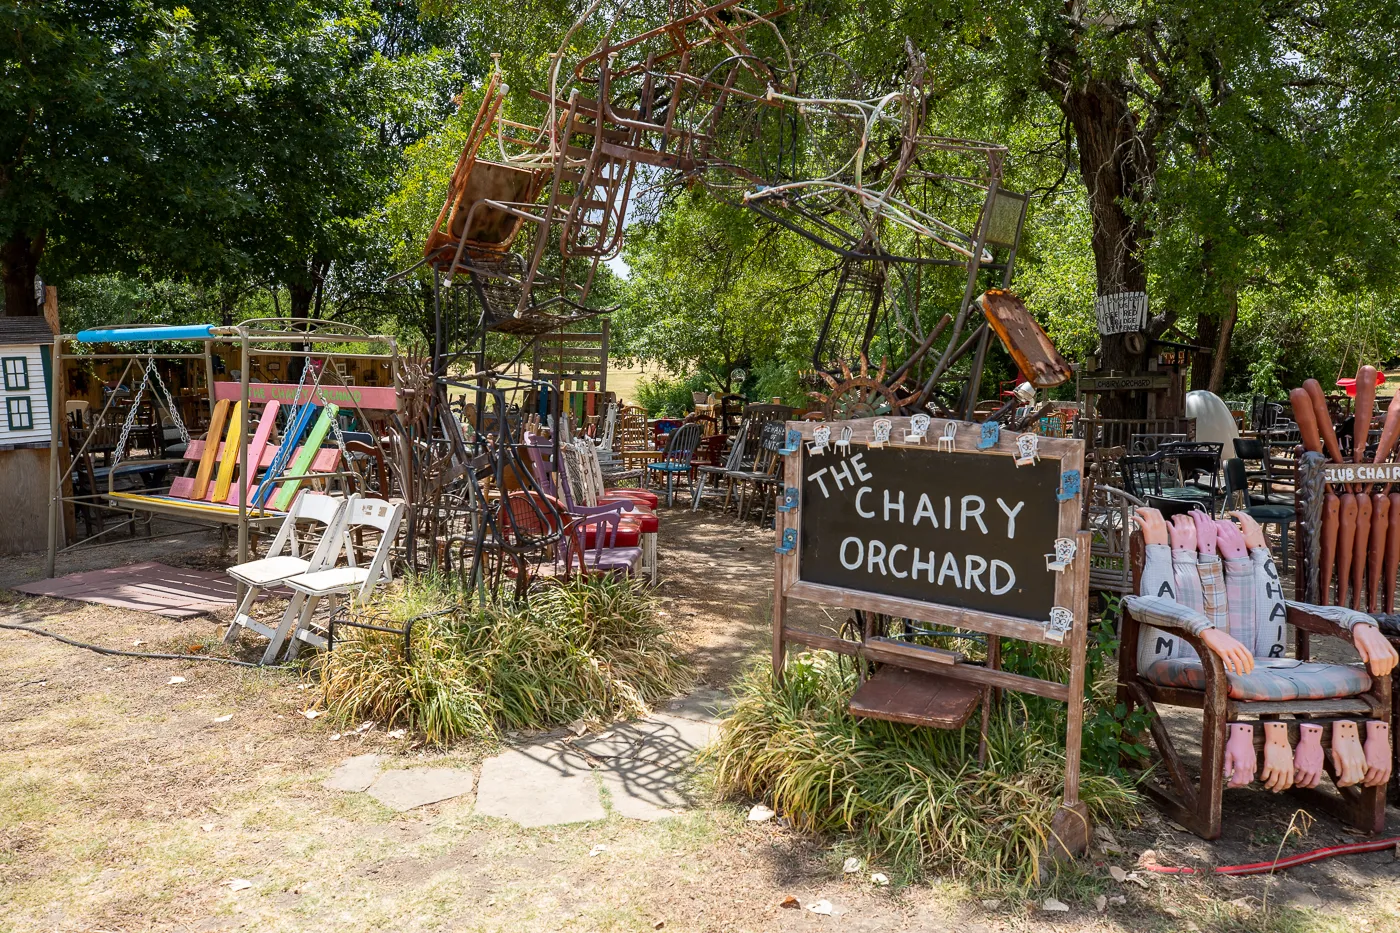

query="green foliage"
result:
[707,652,1142,890]
[318,574,694,745]
[633,372,709,418]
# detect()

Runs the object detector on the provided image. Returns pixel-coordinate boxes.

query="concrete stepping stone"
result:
[474,743,604,827]
[598,755,692,821]
[660,687,732,722]
[367,768,474,812]
[322,754,383,793]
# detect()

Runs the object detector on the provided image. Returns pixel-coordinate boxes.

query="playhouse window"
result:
[2,357,27,391]
[6,396,33,431]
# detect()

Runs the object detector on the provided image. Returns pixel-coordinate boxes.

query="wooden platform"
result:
[848,665,982,729]
[15,562,251,619]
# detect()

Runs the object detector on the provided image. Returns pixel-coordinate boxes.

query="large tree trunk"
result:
[1,231,45,316]
[1207,287,1238,395]
[1048,64,1157,418]
[1192,315,1218,393]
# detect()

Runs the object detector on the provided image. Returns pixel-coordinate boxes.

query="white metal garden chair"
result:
[278,497,406,660]
[223,491,353,664]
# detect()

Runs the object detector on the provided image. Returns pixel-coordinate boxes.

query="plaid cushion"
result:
[1144,658,1372,701]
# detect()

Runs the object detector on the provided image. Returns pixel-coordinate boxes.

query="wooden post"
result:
[44,333,64,577]
[1050,527,1094,858]
[236,331,250,568]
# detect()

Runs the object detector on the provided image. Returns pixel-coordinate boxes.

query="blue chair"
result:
[646,422,702,507]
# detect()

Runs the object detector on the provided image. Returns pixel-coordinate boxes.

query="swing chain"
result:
[111,362,156,469]
[147,361,190,444]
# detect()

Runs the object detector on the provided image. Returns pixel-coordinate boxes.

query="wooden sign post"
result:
[771,416,1093,856]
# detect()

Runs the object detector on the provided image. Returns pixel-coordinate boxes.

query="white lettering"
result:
[960,495,988,534]
[808,468,831,498]
[944,496,952,530]
[912,493,938,528]
[839,537,863,569]
[855,486,875,518]
[995,498,1024,539]
[867,539,888,575]
[964,554,988,592]
[989,560,1016,595]
[830,460,854,491]
[911,548,936,582]
[888,544,909,578]
[883,489,905,523]
[938,551,963,588]
[850,452,872,482]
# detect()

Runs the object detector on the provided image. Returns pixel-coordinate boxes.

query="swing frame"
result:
[45,319,399,577]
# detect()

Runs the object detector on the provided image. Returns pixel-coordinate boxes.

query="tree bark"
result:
[1192,314,1218,393]
[1207,287,1238,395]
[1,231,45,316]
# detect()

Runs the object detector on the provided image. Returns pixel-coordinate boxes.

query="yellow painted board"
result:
[211,402,244,503]
[192,398,231,501]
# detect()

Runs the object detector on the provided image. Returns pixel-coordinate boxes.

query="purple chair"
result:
[565,510,643,577]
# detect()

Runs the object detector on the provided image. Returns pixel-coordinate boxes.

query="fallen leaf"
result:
[133,640,144,646]
[747,804,775,822]
[870,873,889,887]
[980,900,1001,910]
[1125,871,1149,888]
[842,857,861,874]
[388,728,406,739]
[1095,895,1108,913]
[356,721,374,733]
[567,719,589,736]
[1167,819,1189,833]
[588,844,607,857]
[300,709,322,720]
[1042,897,1069,912]
[1108,895,1127,907]
[227,879,252,892]
[212,714,233,723]
[807,900,833,915]
[329,733,342,741]
[1109,866,1128,883]
[653,923,665,931]
[779,895,800,909]
[201,824,215,832]
[295,683,313,690]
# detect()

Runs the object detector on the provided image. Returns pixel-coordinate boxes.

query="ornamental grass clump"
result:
[317,574,693,744]
[706,651,1142,890]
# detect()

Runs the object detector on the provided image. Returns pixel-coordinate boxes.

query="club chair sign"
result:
[770,416,1093,857]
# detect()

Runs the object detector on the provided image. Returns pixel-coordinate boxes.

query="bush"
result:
[317,574,694,744]
[634,371,709,416]
[706,646,1143,890]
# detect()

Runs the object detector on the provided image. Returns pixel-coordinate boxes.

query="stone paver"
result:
[474,743,604,827]
[660,687,732,722]
[367,768,475,812]
[597,755,691,821]
[322,754,382,793]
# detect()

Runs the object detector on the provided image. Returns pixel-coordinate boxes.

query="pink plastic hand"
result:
[1214,519,1248,559]
[1200,628,1255,675]
[1260,722,1294,793]
[1331,720,1367,787]
[1223,723,1256,787]
[1362,720,1392,788]
[1133,507,1168,545]
[1294,723,1325,788]
[1168,513,1197,554]
[1352,624,1398,677]
[1231,511,1268,550]
[1191,510,1217,556]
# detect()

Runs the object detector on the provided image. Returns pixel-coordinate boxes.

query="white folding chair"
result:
[281,497,406,660]
[223,491,353,663]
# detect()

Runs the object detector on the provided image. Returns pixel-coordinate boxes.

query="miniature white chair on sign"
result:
[224,491,353,664]
[279,497,406,661]
[904,414,931,445]
[937,421,958,452]
[1014,432,1040,467]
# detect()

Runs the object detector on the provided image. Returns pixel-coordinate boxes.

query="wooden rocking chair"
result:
[1118,534,1392,839]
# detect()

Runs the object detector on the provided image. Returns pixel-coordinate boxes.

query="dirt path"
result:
[0,509,1397,933]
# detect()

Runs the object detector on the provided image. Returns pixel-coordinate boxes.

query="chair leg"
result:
[285,594,324,661]
[262,593,306,665]
[691,473,706,512]
[666,472,674,508]
[225,585,262,644]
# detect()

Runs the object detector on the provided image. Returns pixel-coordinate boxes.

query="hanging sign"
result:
[1095,291,1148,335]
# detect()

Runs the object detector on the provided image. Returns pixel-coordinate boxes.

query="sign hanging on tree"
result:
[1095,291,1148,335]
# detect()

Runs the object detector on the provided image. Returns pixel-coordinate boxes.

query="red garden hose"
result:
[1139,836,1400,876]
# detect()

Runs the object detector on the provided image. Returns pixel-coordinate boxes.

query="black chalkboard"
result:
[798,445,1062,621]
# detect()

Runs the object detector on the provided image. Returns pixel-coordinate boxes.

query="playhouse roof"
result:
[0,317,53,347]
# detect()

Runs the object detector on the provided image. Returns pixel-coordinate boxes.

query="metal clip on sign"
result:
[777,486,799,512]
[977,421,1000,449]
[868,420,890,449]
[1045,537,1076,572]
[778,428,803,456]
[1044,607,1074,643]
[1056,469,1081,501]
[775,527,798,554]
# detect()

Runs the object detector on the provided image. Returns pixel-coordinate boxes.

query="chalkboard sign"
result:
[799,445,1062,621]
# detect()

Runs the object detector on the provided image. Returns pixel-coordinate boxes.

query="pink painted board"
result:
[212,380,398,411]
